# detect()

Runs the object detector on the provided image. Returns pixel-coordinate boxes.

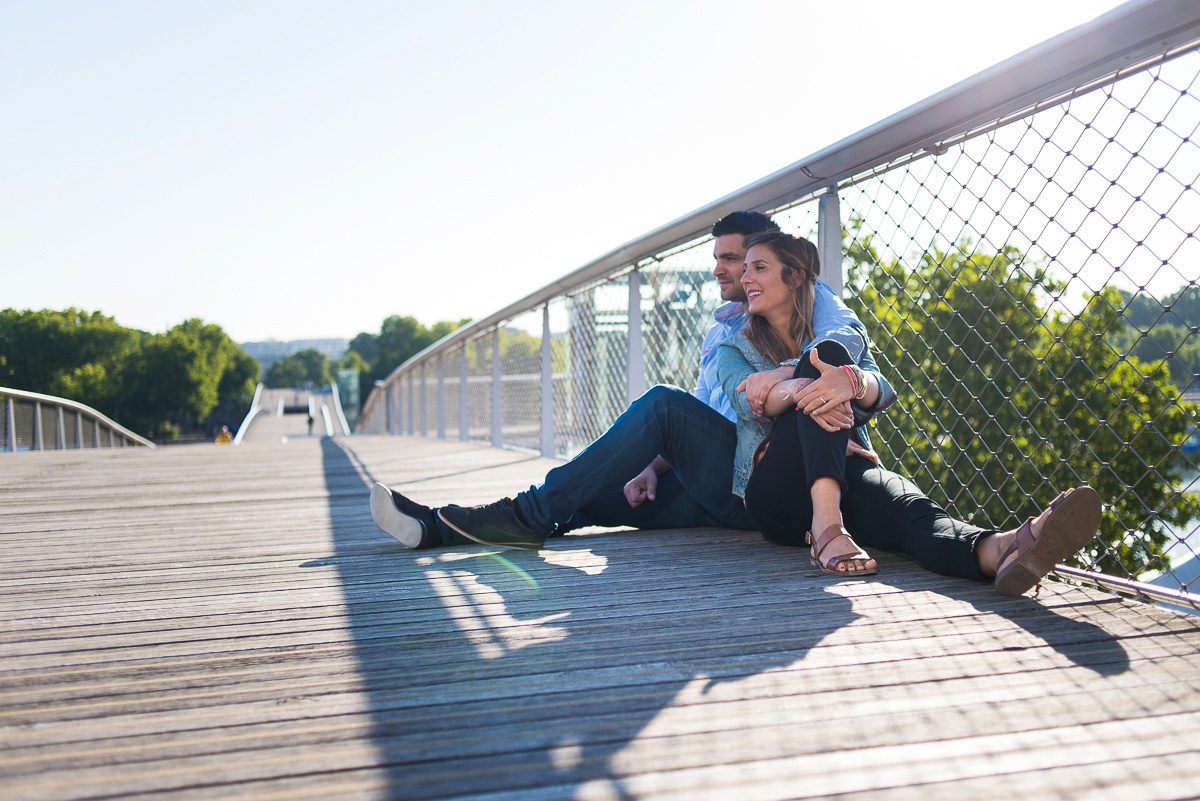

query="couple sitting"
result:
[371,212,1101,597]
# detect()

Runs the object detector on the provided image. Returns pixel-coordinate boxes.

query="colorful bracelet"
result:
[840,364,860,398]
[841,364,869,400]
[853,365,869,400]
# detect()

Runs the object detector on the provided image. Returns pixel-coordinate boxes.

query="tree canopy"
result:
[0,309,258,441]
[846,225,1195,576]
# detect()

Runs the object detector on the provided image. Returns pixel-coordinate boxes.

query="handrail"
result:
[357,0,1200,610]
[330,381,352,435]
[232,382,264,446]
[369,0,1200,390]
[1,386,156,450]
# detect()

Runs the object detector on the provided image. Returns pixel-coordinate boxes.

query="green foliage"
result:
[338,350,370,373]
[0,309,259,441]
[1108,287,1200,391]
[0,309,136,406]
[352,315,469,400]
[264,349,333,388]
[847,226,1193,576]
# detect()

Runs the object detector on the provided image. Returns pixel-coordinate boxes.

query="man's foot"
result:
[438,498,547,550]
[370,482,437,549]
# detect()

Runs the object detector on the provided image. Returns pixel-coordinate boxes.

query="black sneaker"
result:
[370,483,437,549]
[437,498,547,550]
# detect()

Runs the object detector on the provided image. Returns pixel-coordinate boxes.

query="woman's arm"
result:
[717,339,771,422]
[790,345,895,423]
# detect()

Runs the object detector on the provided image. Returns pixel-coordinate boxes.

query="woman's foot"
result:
[988,486,1102,596]
[808,524,878,576]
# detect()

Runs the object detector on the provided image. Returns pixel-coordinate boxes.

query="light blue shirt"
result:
[694,281,868,422]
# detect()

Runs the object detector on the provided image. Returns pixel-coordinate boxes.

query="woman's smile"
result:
[742,244,794,327]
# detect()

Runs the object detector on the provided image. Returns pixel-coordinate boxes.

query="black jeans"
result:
[743,341,991,582]
[743,340,853,544]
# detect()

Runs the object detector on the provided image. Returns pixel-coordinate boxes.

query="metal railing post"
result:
[6,397,15,452]
[419,362,427,437]
[74,411,83,449]
[385,384,395,434]
[540,304,555,458]
[460,348,469,442]
[437,355,446,439]
[627,269,645,404]
[818,189,843,296]
[406,372,415,435]
[491,329,502,448]
[33,401,43,451]
[56,407,66,449]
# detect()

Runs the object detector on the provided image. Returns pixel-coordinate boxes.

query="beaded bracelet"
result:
[841,364,869,400]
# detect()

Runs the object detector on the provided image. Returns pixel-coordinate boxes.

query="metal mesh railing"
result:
[358,2,1200,607]
[820,44,1200,598]
[2,387,155,451]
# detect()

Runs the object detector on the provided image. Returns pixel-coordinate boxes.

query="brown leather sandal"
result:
[807,523,878,577]
[994,486,1102,596]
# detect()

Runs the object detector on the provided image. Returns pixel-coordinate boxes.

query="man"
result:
[370,211,865,550]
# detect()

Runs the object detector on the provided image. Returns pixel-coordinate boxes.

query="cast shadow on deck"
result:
[312,438,1131,800]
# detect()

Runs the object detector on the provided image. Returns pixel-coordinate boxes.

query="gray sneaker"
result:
[370,483,436,549]
[437,498,547,550]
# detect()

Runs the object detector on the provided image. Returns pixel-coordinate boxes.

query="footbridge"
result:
[5,2,1200,799]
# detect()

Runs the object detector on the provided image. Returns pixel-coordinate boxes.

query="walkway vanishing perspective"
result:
[3,436,1199,800]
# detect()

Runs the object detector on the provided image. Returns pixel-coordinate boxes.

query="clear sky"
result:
[2,0,1128,343]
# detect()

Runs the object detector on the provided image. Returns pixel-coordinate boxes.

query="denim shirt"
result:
[694,282,868,423]
[716,329,898,497]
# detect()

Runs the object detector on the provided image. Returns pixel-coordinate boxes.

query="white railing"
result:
[1,387,156,451]
[358,0,1200,608]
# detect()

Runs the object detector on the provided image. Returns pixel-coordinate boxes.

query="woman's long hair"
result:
[741,230,821,366]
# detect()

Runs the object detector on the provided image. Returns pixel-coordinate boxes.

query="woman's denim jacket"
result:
[716,330,898,497]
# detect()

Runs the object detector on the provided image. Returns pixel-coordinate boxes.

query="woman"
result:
[716,230,1102,594]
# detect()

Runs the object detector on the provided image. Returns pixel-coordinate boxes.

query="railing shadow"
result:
[862,553,1133,677]
[314,437,860,800]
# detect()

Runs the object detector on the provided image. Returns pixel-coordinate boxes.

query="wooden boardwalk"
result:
[3,435,1200,801]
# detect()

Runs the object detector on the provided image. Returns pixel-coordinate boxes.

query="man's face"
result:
[712,233,748,303]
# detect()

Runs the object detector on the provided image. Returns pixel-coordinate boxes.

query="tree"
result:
[119,324,225,438]
[0,308,135,404]
[0,308,258,441]
[846,224,1193,575]
[347,331,378,365]
[264,349,331,388]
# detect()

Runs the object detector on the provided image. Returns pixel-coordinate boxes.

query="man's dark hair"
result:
[711,211,780,238]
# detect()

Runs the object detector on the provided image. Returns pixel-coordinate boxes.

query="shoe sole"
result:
[995,486,1102,596]
[436,509,544,550]
[370,483,425,549]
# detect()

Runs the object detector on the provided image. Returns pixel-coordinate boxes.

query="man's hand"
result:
[737,366,796,417]
[847,439,880,466]
[624,467,659,508]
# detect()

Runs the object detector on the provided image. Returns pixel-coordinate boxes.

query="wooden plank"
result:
[2,435,1199,801]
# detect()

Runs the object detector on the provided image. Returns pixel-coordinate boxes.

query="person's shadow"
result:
[313,438,1130,799]
[312,438,861,799]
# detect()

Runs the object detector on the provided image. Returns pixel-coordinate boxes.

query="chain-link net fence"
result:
[811,43,1200,597]
[358,19,1200,604]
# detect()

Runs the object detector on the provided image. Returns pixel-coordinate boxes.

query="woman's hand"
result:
[791,349,856,432]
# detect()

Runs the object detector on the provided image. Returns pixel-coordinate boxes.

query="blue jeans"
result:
[515,385,753,535]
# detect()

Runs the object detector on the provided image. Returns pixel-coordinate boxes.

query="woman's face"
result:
[742,243,795,324]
